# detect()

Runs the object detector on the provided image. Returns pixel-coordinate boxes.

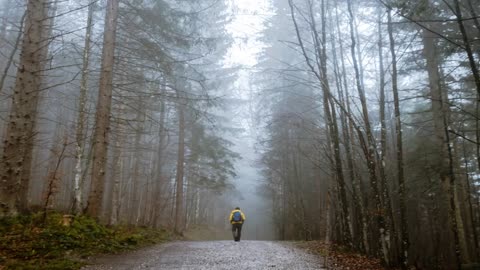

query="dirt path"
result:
[81,240,325,269]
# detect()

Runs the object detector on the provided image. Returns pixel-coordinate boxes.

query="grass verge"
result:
[0,213,172,270]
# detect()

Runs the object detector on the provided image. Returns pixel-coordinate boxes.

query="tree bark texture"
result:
[0,0,49,216]
[86,0,119,218]
[74,0,95,215]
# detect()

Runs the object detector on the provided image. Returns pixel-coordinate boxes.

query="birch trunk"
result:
[73,0,95,215]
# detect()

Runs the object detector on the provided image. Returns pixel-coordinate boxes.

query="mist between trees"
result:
[0,0,479,269]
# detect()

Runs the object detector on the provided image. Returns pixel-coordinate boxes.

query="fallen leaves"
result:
[295,241,391,270]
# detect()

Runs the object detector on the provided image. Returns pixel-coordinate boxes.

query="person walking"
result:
[229,207,246,242]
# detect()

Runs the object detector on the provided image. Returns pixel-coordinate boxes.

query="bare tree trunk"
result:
[347,0,389,262]
[0,0,50,216]
[378,11,396,266]
[288,0,352,246]
[86,0,119,218]
[73,0,95,215]
[387,9,410,268]
[333,2,369,253]
[174,100,186,234]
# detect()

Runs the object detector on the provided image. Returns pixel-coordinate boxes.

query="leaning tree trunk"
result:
[0,0,50,216]
[86,0,120,218]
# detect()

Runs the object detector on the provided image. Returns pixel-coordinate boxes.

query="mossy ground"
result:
[0,213,172,270]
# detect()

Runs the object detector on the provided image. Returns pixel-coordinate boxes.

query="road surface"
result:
[82,241,325,269]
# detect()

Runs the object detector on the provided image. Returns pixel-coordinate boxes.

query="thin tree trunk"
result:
[73,0,95,215]
[347,0,389,262]
[387,9,410,268]
[152,84,167,227]
[333,2,369,254]
[86,0,120,218]
[130,96,145,225]
[288,0,352,246]
[174,100,186,234]
[378,11,396,266]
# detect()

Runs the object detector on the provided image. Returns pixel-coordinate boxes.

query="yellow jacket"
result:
[229,209,246,224]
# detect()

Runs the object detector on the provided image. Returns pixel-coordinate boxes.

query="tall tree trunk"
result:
[387,9,410,268]
[333,2,369,253]
[0,0,50,216]
[86,0,120,218]
[174,100,186,234]
[347,0,389,262]
[288,0,352,246]
[73,0,95,215]
[422,22,462,269]
[378,10,396,266]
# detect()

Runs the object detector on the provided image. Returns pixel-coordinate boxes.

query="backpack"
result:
[233,211,242,222]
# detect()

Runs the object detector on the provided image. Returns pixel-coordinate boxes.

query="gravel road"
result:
[81,241,325,270]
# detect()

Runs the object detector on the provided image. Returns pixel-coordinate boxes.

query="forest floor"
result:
[81,240,325,269]
[295,241,388,270]
[0,213,173,270]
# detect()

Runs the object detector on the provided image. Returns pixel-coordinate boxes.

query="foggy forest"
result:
[0,0,479,269]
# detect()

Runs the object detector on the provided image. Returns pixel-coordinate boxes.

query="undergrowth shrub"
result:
[0,213,171,270]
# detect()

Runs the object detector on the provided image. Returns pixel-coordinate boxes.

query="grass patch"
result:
[0,213,172,270]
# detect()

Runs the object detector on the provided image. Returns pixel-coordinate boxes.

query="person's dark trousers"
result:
[232,223,243,241]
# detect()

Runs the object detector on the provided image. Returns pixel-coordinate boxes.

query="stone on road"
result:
[82,240,325,270]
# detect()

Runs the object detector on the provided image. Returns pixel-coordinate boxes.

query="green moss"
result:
[0,213,172,270]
